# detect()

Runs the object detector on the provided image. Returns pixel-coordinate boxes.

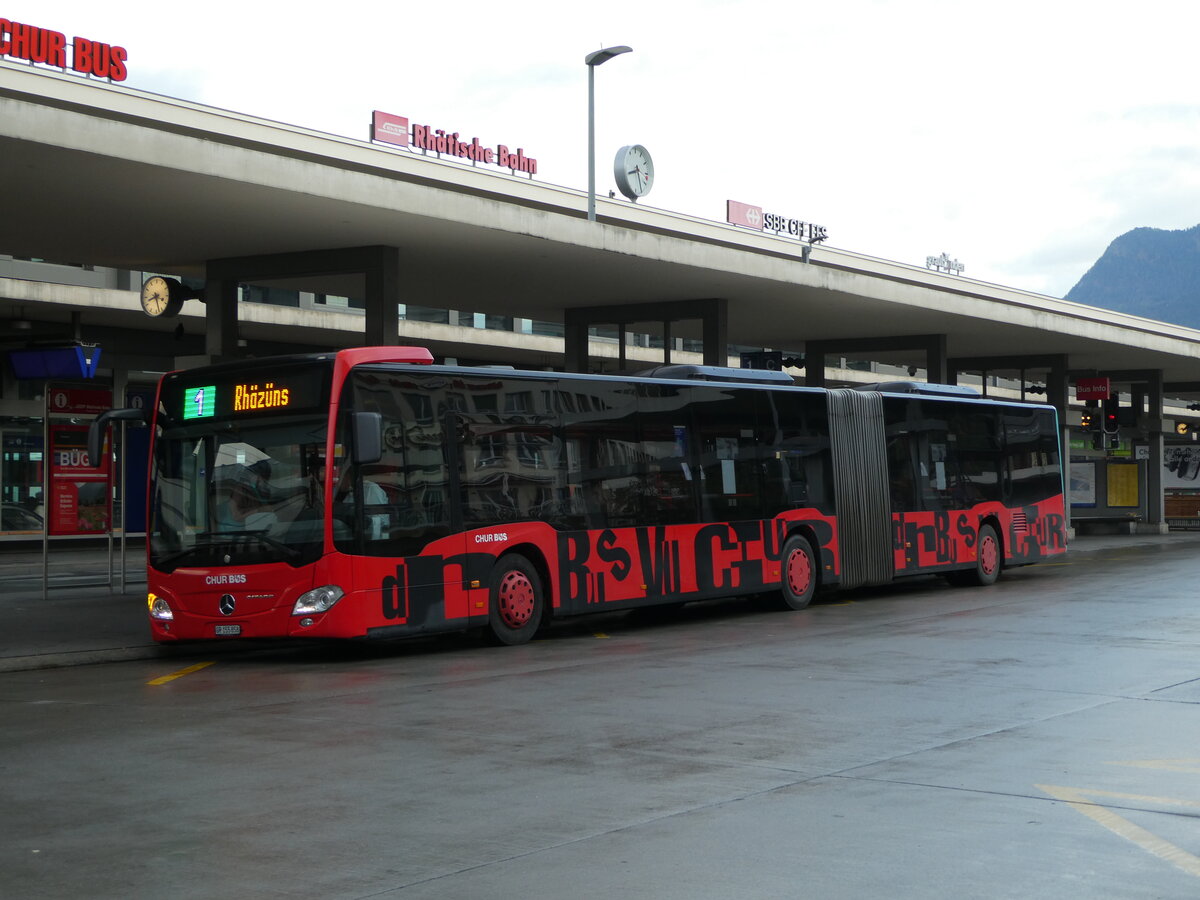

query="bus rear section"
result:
[125,350,1065,645]
[827,384,1067,591]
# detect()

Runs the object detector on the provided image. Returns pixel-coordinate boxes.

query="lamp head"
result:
[585,45,632,67]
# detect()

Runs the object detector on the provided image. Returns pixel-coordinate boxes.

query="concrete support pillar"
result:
[924,334,948,385]
[364,246,400,345]
[204,278,239,360]
[563,310,593,373]
[701,298,728,368]
[1145,370,1165,529]
[804,348,827,388]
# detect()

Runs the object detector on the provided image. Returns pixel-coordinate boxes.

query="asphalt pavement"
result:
[2,532,1199,673]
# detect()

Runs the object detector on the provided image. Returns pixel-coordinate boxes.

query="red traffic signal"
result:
[1102,397,1120,434]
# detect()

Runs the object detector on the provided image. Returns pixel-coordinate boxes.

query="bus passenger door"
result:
[336,380,468,631]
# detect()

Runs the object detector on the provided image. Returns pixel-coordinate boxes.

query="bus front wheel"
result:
[487,554,544,646]
[779,534,818,610]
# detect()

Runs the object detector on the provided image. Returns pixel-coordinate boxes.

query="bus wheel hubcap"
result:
[787,549,811,597]
[980,536,998,574]
[498,571,535,628]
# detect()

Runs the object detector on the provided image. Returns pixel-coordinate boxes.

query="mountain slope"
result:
[1066,224,1200,328]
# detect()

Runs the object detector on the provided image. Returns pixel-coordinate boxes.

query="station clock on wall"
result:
[614,144,654,201]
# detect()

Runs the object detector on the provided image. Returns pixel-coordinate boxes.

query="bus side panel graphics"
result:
[378,552,494,629]
[365,513,840,629]
[892,510,967,573]
[369,523,555,629]
[1007,498,1068,564]
[556,516,838,612]
[373,551,520,630]
[892,498,1066,574]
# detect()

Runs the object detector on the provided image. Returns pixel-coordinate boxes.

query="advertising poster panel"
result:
[1069,462,1096,507]
[1164,445,1200,488]
[47,386,112,536]
[49,424,109,535]
[1106,463,1140,509]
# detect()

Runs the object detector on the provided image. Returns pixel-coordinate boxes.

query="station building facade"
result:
[5,35,1200,539]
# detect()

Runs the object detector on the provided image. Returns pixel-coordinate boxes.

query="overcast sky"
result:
[17,0,1200,298]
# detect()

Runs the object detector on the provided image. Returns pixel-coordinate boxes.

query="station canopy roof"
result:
[4,61,1200,389]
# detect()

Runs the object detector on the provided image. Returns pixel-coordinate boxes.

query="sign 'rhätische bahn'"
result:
[371,110,538,176]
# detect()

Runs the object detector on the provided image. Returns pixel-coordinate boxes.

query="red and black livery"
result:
[92,349,1066,645]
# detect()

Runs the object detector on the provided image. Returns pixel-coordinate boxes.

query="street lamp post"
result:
[585,45,631,222]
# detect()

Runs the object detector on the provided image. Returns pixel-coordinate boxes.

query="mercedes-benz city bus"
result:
[90,347,1066,645]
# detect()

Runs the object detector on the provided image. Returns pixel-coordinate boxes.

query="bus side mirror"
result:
[352,412,383,465]
[87,408,148,468]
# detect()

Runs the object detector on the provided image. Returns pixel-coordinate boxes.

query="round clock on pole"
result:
[613,144,654,201]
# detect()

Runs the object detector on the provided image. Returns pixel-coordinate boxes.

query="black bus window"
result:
[559,382,638,530]
[765,390,831,516]
[1003,410,1061,506]
[339,372,454,557]
[635,384,698,526]
[887,435,917,512]
[460,420,565,528]
[639,418,697,525]
[946,409,1001,505]
[689,385,765,522]
[919,435,956,510]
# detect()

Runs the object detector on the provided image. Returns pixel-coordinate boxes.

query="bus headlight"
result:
[292,585,344,616]
[148,594,174,620]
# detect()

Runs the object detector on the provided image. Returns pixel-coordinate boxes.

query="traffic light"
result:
[1102,397,1120,435]
[1080,409,1095,431]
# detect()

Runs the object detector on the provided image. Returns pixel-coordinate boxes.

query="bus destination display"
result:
[172,367,328,421]
[183,384,217,419]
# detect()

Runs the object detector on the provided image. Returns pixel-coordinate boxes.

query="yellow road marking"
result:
[1110,759,1200,774]
[1055,787,1200,809]
[147,661,216,685]
[1038,784,1200,879]
[594,633,610,639]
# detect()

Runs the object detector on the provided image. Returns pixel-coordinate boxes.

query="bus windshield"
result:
[150,414,331,571]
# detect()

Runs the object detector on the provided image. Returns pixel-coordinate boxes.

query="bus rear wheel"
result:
[779,534,818,610]
[949,523,1002,587]
[487,554,544,646]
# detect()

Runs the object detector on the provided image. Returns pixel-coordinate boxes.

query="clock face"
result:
[614,144,654,200]
[141,275,183,318]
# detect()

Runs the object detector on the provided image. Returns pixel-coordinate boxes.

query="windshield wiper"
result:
[207,530,304,563]
[155,544,206,568]
[156,530,303,567]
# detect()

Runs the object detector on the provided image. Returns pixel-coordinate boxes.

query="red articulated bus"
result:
[91,347,1066,645]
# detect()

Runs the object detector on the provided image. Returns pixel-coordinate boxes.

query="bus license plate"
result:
[214,624,241,636]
